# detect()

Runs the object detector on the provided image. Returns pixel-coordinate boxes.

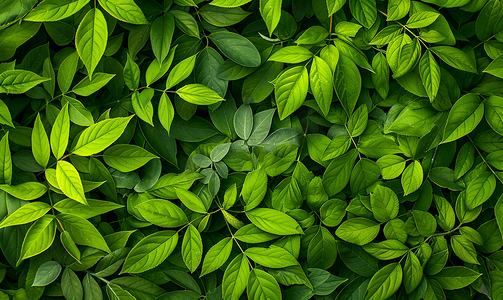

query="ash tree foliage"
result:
[1,0,503,299]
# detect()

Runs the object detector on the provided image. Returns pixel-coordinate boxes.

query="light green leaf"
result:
[0,202,51,228]
[275,66,309,120]
[176,84,224,105]
[57,160,87,205]
[0,100,14,128]
[0,182,48,200]
[242,168,268,211]
[165,54,197,90]
[245,246,298,268]
[222,253,250,300]
[442,94,484,143]
[131,89,154,126]
[370,185,399,223]
[387,0,410,21]
[334,55,361,115]
[182,224,203,273]
[307,226,338,269]
[25,0,89,22]
[0,70,50,94]
[465,172,496,210]
[268,46,314,64]
[363,240,408,260]
[335,218,380,246]
[430,46,477,73]
[260,0,282,36]
[451,235,479,264]
[483,54,503,79]
[136,199,188,228]
[121,231,178,274]
[403,252,422,293]
[419,50,441,101]
[484,96,503,135]
[210,0,252,7]
[19,215,56,261]
[103,144,158,172]
[75,8,107,79]
[0,132,11,185]
[175,188,207,213]
[246,208,303,235]
[72,73,115,96]
[72,116,133,156]
[295,26,329,44]
[247,269,281,300]
[201,237,233,277]
[57,213,111,253]
[401,160,423,196]
[349,0,376,28]
[53,198,123,219]
[98,0,149,24]
[406,11,439,28]
[365,263,402,300]
[159,92,174,134]
[310,56,333,117]
[57,51,79,94]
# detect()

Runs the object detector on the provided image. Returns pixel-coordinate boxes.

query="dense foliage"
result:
[0,0,503,299]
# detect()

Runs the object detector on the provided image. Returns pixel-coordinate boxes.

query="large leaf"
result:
[98,0,149,24]
[0,70,50,94]
[275,66,309,120]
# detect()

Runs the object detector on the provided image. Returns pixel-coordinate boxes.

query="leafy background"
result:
[0,0,503,299]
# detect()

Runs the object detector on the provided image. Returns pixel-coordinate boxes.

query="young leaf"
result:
[103,144,158,172]
[19,215,56,261]
[0,70,50,94]
[0,132,11,185]
[176,84,224,105]
[0,202,51,228]
[275,66,309,120]
[182,224,203,273]
[260,0,282,36]
[57,161,87,205]
[246,208,303,235]
[50,103,69,160]
[365,263,402,300]
[57,213,111,253]
[222,254,250,300]
[201,237,233,277]
[247,269,282,300]
[98,0,149,24]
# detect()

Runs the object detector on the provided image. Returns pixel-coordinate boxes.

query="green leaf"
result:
[222,253,250,300]
[75,8,107,79]
[158,93,175,134]
[268,46,314,63]
[165,54,197,90]
[83,274,102,300]
[334,55,361,115]
[310,56,333,117]
[484,96,503,136]
[432,266,481,290]
[175,187,207,214]
[136,199,188,228]
[245,246,298,268]
[0,202,51,228]
[430,46,478,73]
[131,89,154,126]
[19,215,56,261]
[50,103,69,160]
[60,231,81,261]
[260,0,282,36]
[242,168,268,211]
[406,11,439,28]
[57,160,87,205]
[483,55,503,79]
[62,267,83,300]
[246,208,303,235]
[442,94,484,143]
[247,269,281,300]
[25,0,89,22]
[335,218,380,246]
[150,13,175,64]
[0,100,14,128]
[201,237,233,277]
[363,240,408,260]
[387,0,410,21]
[419,50,441,101]
[200,5,251,27]
[0,182,48,200]
[465,172,496,210]
[0,132,11,185]
[349,0,376,28]
[62,95,94,127]
[208,31,261,67]
[210,0,252,6]
[365,263,402,300]
[401,160,423,196]
[53,198,123,219]
[370,185,399,223]
[295,26,329,44]
[496,194,503,237]
[182,224,203,273]
[57,51,79,94]
[234,104,253,140]
[57,213,111,253]
[124,53,140,91]
[307,226,338,269]
[121,230,178,274]
[176,84,224,105]
[72,73,115,96]
[403,252,422,293]
[451,235,479,264]
[32,261,62,286]
[0,70,50,94]
[72,116,133,156]
[275,66,309,120]
[98,0,148,24]
[103,144,158,172]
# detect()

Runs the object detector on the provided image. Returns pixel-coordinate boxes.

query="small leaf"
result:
[57,161,87,205]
